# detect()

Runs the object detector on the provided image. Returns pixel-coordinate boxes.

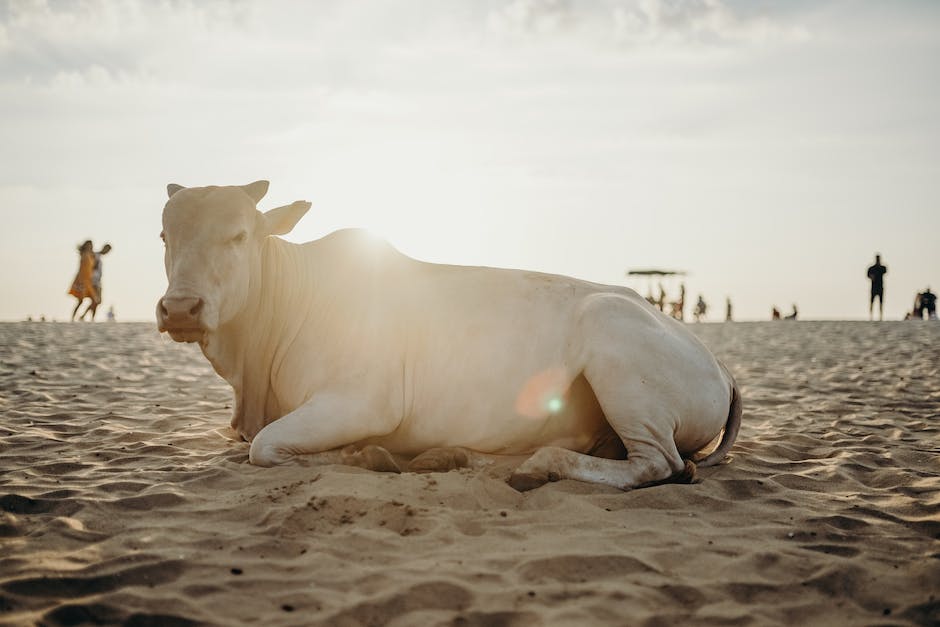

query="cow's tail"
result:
[695,368,742,468]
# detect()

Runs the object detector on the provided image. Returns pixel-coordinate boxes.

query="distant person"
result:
[918,288,936,320]
[785,304,798,320]
[693,295,707,322]
[68,240,99,321]
[668,283,686,321]
[771,306,781,320]
[725,297,733,322]
[107,305,116,322]
[867,254,887,321]
[676,283,686,321]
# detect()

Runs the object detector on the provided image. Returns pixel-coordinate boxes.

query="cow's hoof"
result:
[408,447,472,473]
[342,445,401,473]
[249,440,289,466]
[362,445,402,473]
[508,472,549,492]
[675,460,697,484]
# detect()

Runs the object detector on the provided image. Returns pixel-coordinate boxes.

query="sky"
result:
[1,0,938,322]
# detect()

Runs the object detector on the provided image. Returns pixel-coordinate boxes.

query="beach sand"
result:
[0,320,937,626]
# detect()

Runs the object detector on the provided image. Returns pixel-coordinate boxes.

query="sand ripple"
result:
[0,321,937,625]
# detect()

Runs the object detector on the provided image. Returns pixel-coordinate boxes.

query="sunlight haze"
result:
[1,0,938,322]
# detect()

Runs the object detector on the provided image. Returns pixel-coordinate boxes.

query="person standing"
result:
[867,254,887,321]
[918,287,936,320]
[693,295,707,322]
[68,240,98,321]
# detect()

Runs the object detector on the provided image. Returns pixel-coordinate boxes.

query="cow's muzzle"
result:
[157,295,206,343]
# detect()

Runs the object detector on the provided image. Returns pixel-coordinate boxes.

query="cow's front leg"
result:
[248,392,398,467]
[249,444,401,473]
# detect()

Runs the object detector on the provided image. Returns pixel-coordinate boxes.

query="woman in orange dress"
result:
[68,240,99,321]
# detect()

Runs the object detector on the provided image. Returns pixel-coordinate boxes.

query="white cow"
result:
[157,181,741,491]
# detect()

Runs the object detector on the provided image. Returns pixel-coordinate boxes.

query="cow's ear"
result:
[264,201,311,236]
[241,180,269,203]
[167,183,185,198]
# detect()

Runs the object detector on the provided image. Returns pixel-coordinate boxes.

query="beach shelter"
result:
[626,268,688,318]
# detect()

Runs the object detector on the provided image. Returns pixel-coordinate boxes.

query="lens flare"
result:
[514,367,569,419]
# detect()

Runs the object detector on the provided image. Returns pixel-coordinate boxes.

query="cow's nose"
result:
[158,296,204,328]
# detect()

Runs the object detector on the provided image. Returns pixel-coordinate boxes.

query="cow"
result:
[157,180,741,491]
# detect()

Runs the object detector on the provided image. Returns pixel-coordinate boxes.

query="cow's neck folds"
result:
[201,236,317,441]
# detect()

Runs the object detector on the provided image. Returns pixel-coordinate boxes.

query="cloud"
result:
[486,0,578,37]
[0,0,805,90]
[484,0,808,46]
[0,1,256,86]
[0,0,918,194]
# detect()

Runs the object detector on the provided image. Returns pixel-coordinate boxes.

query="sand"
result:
[0,320,937,626]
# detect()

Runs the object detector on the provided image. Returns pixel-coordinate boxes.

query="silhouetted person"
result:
[919,288,936,320]
[677,283,685,320]
[725,297,733,322]
[693,295,707,322]
[669,282,686,321]
[867,254,887,320]
[771,306,781,320]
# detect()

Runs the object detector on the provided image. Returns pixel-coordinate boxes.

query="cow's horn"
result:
[242,180,269,203]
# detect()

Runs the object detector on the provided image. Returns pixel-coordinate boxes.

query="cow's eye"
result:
[230,231,248,245]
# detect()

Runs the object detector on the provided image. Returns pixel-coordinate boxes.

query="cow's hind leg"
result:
[528,294,701,491]
[523,376,693,491]
[509,441,694,492]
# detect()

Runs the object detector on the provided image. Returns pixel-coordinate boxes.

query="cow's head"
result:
[157,180,310,343]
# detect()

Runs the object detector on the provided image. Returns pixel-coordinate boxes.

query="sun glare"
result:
[515,367,569,419]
